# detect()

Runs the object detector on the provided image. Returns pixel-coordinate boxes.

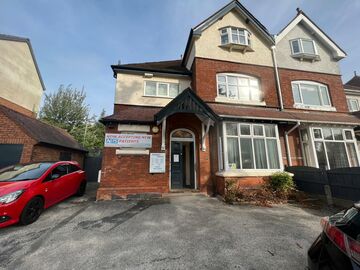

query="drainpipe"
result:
[285,121,300,167]
[161,117,167,151]
[271,45,284,111]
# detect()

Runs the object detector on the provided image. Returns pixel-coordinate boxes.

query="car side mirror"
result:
[51,173,61,180]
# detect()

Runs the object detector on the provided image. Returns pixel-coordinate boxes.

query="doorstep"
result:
[163,189,206,197]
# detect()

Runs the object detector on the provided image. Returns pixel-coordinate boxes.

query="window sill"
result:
[143,95,174,99]
[215,97,266,106]
[219,43,254,53]
[216,169,285,177]
[291,53,320,62]
[293,104,336,111]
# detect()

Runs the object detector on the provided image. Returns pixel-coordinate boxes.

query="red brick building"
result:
[0,34,86,167]
[98,1,359,200]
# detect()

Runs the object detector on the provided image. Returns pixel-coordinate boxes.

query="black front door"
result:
[171,141,183,189]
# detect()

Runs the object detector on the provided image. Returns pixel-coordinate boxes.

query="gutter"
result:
[271,45,284,110]
[284,121,300,167]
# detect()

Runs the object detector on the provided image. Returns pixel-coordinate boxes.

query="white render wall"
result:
[114,73,191,107]
[194,10,274,67]
[0,39,43,113]
[275,23,341,75]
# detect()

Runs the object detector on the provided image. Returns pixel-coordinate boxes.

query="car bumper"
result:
[308,232,358,270]
[0,202,21,228]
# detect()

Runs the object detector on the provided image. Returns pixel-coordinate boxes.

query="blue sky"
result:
[1,0,359,117]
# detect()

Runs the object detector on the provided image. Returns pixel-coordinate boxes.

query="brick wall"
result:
[97,113,214,200]
[216,175,268,196]
[0,111,36,163]
[0,110,85,165]
[278,124,304,167]
[192,57,280,107]
[279,68,348,112]
[0,97,35,118]
[32,145,85,167]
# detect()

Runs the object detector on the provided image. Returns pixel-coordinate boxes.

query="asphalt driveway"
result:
[0,185,336,270]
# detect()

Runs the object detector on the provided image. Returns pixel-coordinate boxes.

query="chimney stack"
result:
[355,71,357,76]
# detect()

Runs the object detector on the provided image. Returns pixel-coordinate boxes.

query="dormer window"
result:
[290,38,319,61]
[220,27,252,51]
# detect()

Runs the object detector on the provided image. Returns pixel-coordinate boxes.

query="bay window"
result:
[290,38,318,56]
[220,27,251,46]
[291,81,333,109]
[217,73,262,102]
[224,123,281,170]
[311,127,359,169]
[144,81,180,98]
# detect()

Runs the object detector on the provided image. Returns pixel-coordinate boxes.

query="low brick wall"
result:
[216,175,268,196]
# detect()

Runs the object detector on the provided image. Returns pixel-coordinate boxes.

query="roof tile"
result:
[0,105,86,152]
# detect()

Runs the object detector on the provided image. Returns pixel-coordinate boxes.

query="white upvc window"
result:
[223,122,282,171]
[310,127,359,170]
[220,27,251,46]
[217,73,262,102]
[291,81,333,109]
[290,38,318,55]
[347,98,360,112]
[144,81,180,98]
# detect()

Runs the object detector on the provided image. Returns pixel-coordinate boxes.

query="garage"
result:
[0,144,23,168]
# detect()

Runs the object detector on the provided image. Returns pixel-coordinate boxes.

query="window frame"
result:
[219,27,251,46]
[222,122,282,171]
[347,98,360,112]
[310,127,359,169]
[290,38,318,56]
[291,81,332,109]
[143,81,180,98]
[216,73,263,103]
[44,164,68,182]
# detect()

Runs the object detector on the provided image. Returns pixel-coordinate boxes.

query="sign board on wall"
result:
[104,133,152,148]
[149,153,166,173]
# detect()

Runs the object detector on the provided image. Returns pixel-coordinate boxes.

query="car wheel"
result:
[76,181,87,197]
[20,197,44,225]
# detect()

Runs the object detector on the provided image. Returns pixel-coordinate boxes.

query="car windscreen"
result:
[0,163,54,182]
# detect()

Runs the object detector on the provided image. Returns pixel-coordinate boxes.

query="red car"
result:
[0,161,87,228]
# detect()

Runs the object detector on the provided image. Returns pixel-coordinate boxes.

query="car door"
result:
[42,165,68,206]
[64,164,82,195]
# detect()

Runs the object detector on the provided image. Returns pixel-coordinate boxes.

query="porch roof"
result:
[154,88,218,124]
[101,102,360,126]
[100,105,161,124]
[209,103,360,125]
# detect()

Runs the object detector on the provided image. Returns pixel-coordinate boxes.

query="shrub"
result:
[224,179,237,204]
[268,172,295,194]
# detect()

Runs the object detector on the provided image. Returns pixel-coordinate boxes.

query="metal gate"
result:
[0,144,23,169]
[83,156,102,182]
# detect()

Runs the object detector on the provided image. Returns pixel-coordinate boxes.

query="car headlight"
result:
[0,190,24,204]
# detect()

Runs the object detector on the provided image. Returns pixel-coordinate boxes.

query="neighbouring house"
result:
[344,72,360,112]
[0,34,87,168]
[98,0,360,200]
[344,72,360,144]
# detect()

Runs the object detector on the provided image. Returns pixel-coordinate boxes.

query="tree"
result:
[39,85,105,153]
[71,110,106,155]
[39,84,89,132]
